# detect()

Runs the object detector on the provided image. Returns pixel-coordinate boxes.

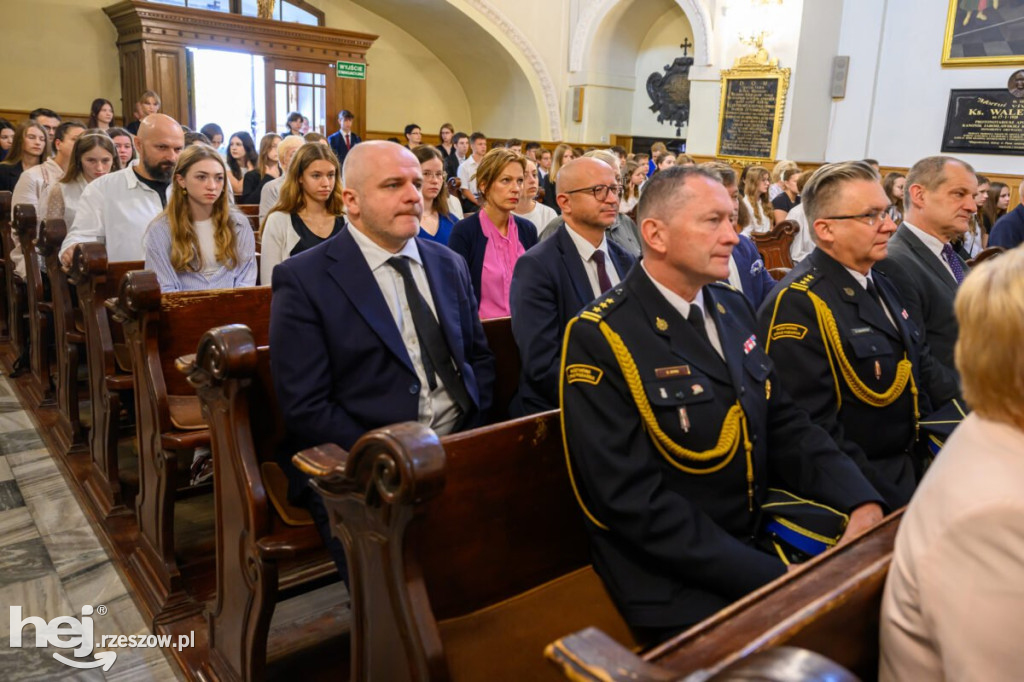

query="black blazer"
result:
[875,224,966,383]
[0,161,25,193]
[509,224,635,415]
[448,212,539,304]
[327,130,361,168]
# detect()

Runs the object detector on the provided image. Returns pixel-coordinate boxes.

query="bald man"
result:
[61,114,184,265]
[509,157,635,416]
[269,140,495,578]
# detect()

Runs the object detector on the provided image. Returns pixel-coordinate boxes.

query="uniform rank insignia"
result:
[566,364,603,386]
[678,407,691,432]
[656,316,669,331]
[765,379,772,400]
[843,287,856,297]
[743,335,757,354]
[770,323,808,341]
[691,384,705,396]
[655,365,691,378]
[717,303,727,315]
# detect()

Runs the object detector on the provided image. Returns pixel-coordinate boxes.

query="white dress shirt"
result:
[60,166,164,262]
[786,203,815,263]
[741,196,772,235]
[564,223,620,298]
[903,221,957,282]
[11,158,64,277]
[348,224,460,436]
[641,262,724,359]
[457,156,481,201]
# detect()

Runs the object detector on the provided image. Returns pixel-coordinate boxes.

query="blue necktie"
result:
[940,243,965,285]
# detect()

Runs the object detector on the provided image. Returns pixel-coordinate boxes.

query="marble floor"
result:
[0,376,181,681]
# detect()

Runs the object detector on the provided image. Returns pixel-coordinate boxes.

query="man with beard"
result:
[60,114,184,265]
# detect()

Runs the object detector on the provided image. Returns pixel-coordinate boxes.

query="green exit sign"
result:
[336,61,366,80]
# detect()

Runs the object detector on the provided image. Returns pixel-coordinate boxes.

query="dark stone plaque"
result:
[942,89,1024,156]
[717,77,780,160]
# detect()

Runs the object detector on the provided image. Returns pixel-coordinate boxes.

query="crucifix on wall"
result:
[680,38,692,57]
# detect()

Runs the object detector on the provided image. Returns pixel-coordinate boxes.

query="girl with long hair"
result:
[771,167,803,225]
[87,98,115,130]
[883,172,906,224]
[240,133,281,204]
[741,165,773,234]
[541,143,576,214]
[226,131,258,196]
[980,182,1010,236]
[436,123,456,165]
[414,145,458,245]
[0,120,49,192]
[142,144,256,292]
[261,143,345,283]
[620,160,645,215]
[43,132,120,226]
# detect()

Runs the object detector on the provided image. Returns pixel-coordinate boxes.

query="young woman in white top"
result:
[142,143,256,292]
[741,165,773,235]
[514,157,557,233]
[619,161,645,215]
[43,132,119,227]
[259,142,345,284]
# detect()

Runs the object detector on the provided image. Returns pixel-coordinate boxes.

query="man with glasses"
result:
[758,161,960,509]
[875,156,976,384]
[560,166,883,644]
[509,157,635,416]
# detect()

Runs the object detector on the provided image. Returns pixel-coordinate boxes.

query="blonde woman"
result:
[541,143,575,214]
[142,144,256,292]
[741,165,773,234]
[260,143,345,284]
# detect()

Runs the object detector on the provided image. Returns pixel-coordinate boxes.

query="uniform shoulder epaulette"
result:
[578,287,627,323]
[786,270,819,292]
[709,280,741,293]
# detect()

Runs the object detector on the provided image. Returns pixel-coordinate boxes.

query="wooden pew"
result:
[293,413,637,681]
[237,203,261,231]
[12,204,54,406]
[545,512,903,682]
[753,219,799,274]
[107,272,273,625]
[1,194,27,362]
[37,219,87,454]
[480,316,520,421]
[181,325,347,682]
[67,244,142,518]
[967,245,1005,268]
[0,191,9,341]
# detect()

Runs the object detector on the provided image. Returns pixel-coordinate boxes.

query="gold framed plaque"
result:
[716,62,791,163]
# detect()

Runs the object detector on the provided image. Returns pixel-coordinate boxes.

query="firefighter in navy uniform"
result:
[560,167,883,645]
[757,161,961,509]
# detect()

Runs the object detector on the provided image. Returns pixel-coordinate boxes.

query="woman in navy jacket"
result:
[448,148,538,318]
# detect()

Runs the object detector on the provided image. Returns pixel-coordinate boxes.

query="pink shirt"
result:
[478,211,525,319]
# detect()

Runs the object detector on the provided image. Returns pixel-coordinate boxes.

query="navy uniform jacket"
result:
[561,265,881,631]
[732,234,776,310]
[757,248,960,509]
[270,225,495,503]
[509,224,635,416]
[327,130,361,168]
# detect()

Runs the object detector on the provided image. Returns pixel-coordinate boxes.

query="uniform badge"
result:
[655,365,691,378]
[750,259,764,275]
[901,309,909,319]
[678,407,691,433]
[656,316,669,331]
[874,360,882,381]
[770,323,808,341]
[566,364,603,386]
[765,379,772,400]
[843,287,856,297]
[743,335,757,354]
[717,303,726,315]
[691,384,704,396]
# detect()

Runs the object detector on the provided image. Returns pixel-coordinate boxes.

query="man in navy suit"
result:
[269,141,495,578]
[509,158,635,416]
[327,109,360,168]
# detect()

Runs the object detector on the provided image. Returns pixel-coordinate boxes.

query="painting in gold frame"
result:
[943,0,1024,67]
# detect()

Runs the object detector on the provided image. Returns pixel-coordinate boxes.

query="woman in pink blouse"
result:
[448,148,538,318]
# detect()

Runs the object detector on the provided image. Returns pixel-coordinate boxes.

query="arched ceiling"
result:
[341,0,558,139]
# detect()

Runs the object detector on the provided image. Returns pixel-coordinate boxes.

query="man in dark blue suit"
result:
[509,158,635,416]
[326,109,360,168]
[269,141,495,578]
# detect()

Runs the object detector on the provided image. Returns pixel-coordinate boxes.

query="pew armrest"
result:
[545,628,675,682]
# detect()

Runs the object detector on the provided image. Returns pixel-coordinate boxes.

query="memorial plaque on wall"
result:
[717,64,791,162]
[941,89,1024,156]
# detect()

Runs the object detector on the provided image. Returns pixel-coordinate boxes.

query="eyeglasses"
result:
[564,184,623,201]
[422,171,447,181]
[822,207,894,227]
